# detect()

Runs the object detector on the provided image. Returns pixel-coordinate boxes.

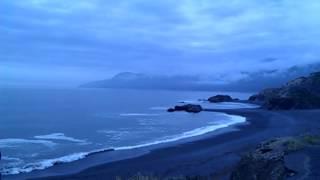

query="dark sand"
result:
[6,109,320,180]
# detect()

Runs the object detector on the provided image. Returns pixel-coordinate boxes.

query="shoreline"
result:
[4,109,249,180]
[6,108,320,180]
[2,112,246,179]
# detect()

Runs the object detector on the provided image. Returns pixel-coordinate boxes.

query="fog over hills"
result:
[82,62,320,92]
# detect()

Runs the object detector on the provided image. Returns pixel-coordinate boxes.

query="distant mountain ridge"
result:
[80,72,208,91]
[81,62,320,92]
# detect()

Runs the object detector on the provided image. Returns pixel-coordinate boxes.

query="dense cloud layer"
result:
[1,0,320,87]
[83,62,320,92]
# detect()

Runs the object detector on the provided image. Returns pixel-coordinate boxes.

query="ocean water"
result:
[0,88,257,175]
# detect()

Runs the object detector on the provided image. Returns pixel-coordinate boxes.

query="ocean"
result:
[0,88,257,176]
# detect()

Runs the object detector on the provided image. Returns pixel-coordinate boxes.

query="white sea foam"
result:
[34,133,88,144]
[149,106,168,110]
[0,152,88,175]
[97,130,131,140]
[1,157,24,174]
[115,114,245,150]
[2,156,22,162]
[119,113,160,117]
[178,100,201,104]
[0,138,57,148]
[1,148,116,175]
[97,130,130,135]
[2,114,246,176]
[203,102,260,109]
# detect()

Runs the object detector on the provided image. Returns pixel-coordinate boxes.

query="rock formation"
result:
[167,104,203,113]
[249,72,320,110]
[231,135,320,180]
[208,95,236,103]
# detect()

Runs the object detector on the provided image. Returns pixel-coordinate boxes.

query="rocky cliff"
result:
[249,72,320,110]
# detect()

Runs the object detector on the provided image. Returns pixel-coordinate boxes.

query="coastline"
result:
[3,110,245,179]
[6,108,320,180]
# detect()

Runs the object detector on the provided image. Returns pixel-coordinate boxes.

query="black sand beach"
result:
[6,108,320,180]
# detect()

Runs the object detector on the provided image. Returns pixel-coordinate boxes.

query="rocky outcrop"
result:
[208,95,236,103]
[248,72,320,110]
[248,88,281,102]
[264,97,296,110]
[231,137,298,180]
[167,104,203,113]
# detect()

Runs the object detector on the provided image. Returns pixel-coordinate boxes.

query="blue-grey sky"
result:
[1,0,320,87]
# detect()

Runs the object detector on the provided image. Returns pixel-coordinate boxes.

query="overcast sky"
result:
[1,0,320,87]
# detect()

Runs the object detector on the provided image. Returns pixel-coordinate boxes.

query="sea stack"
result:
[167,104,203,113]
[208,95,235,103]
